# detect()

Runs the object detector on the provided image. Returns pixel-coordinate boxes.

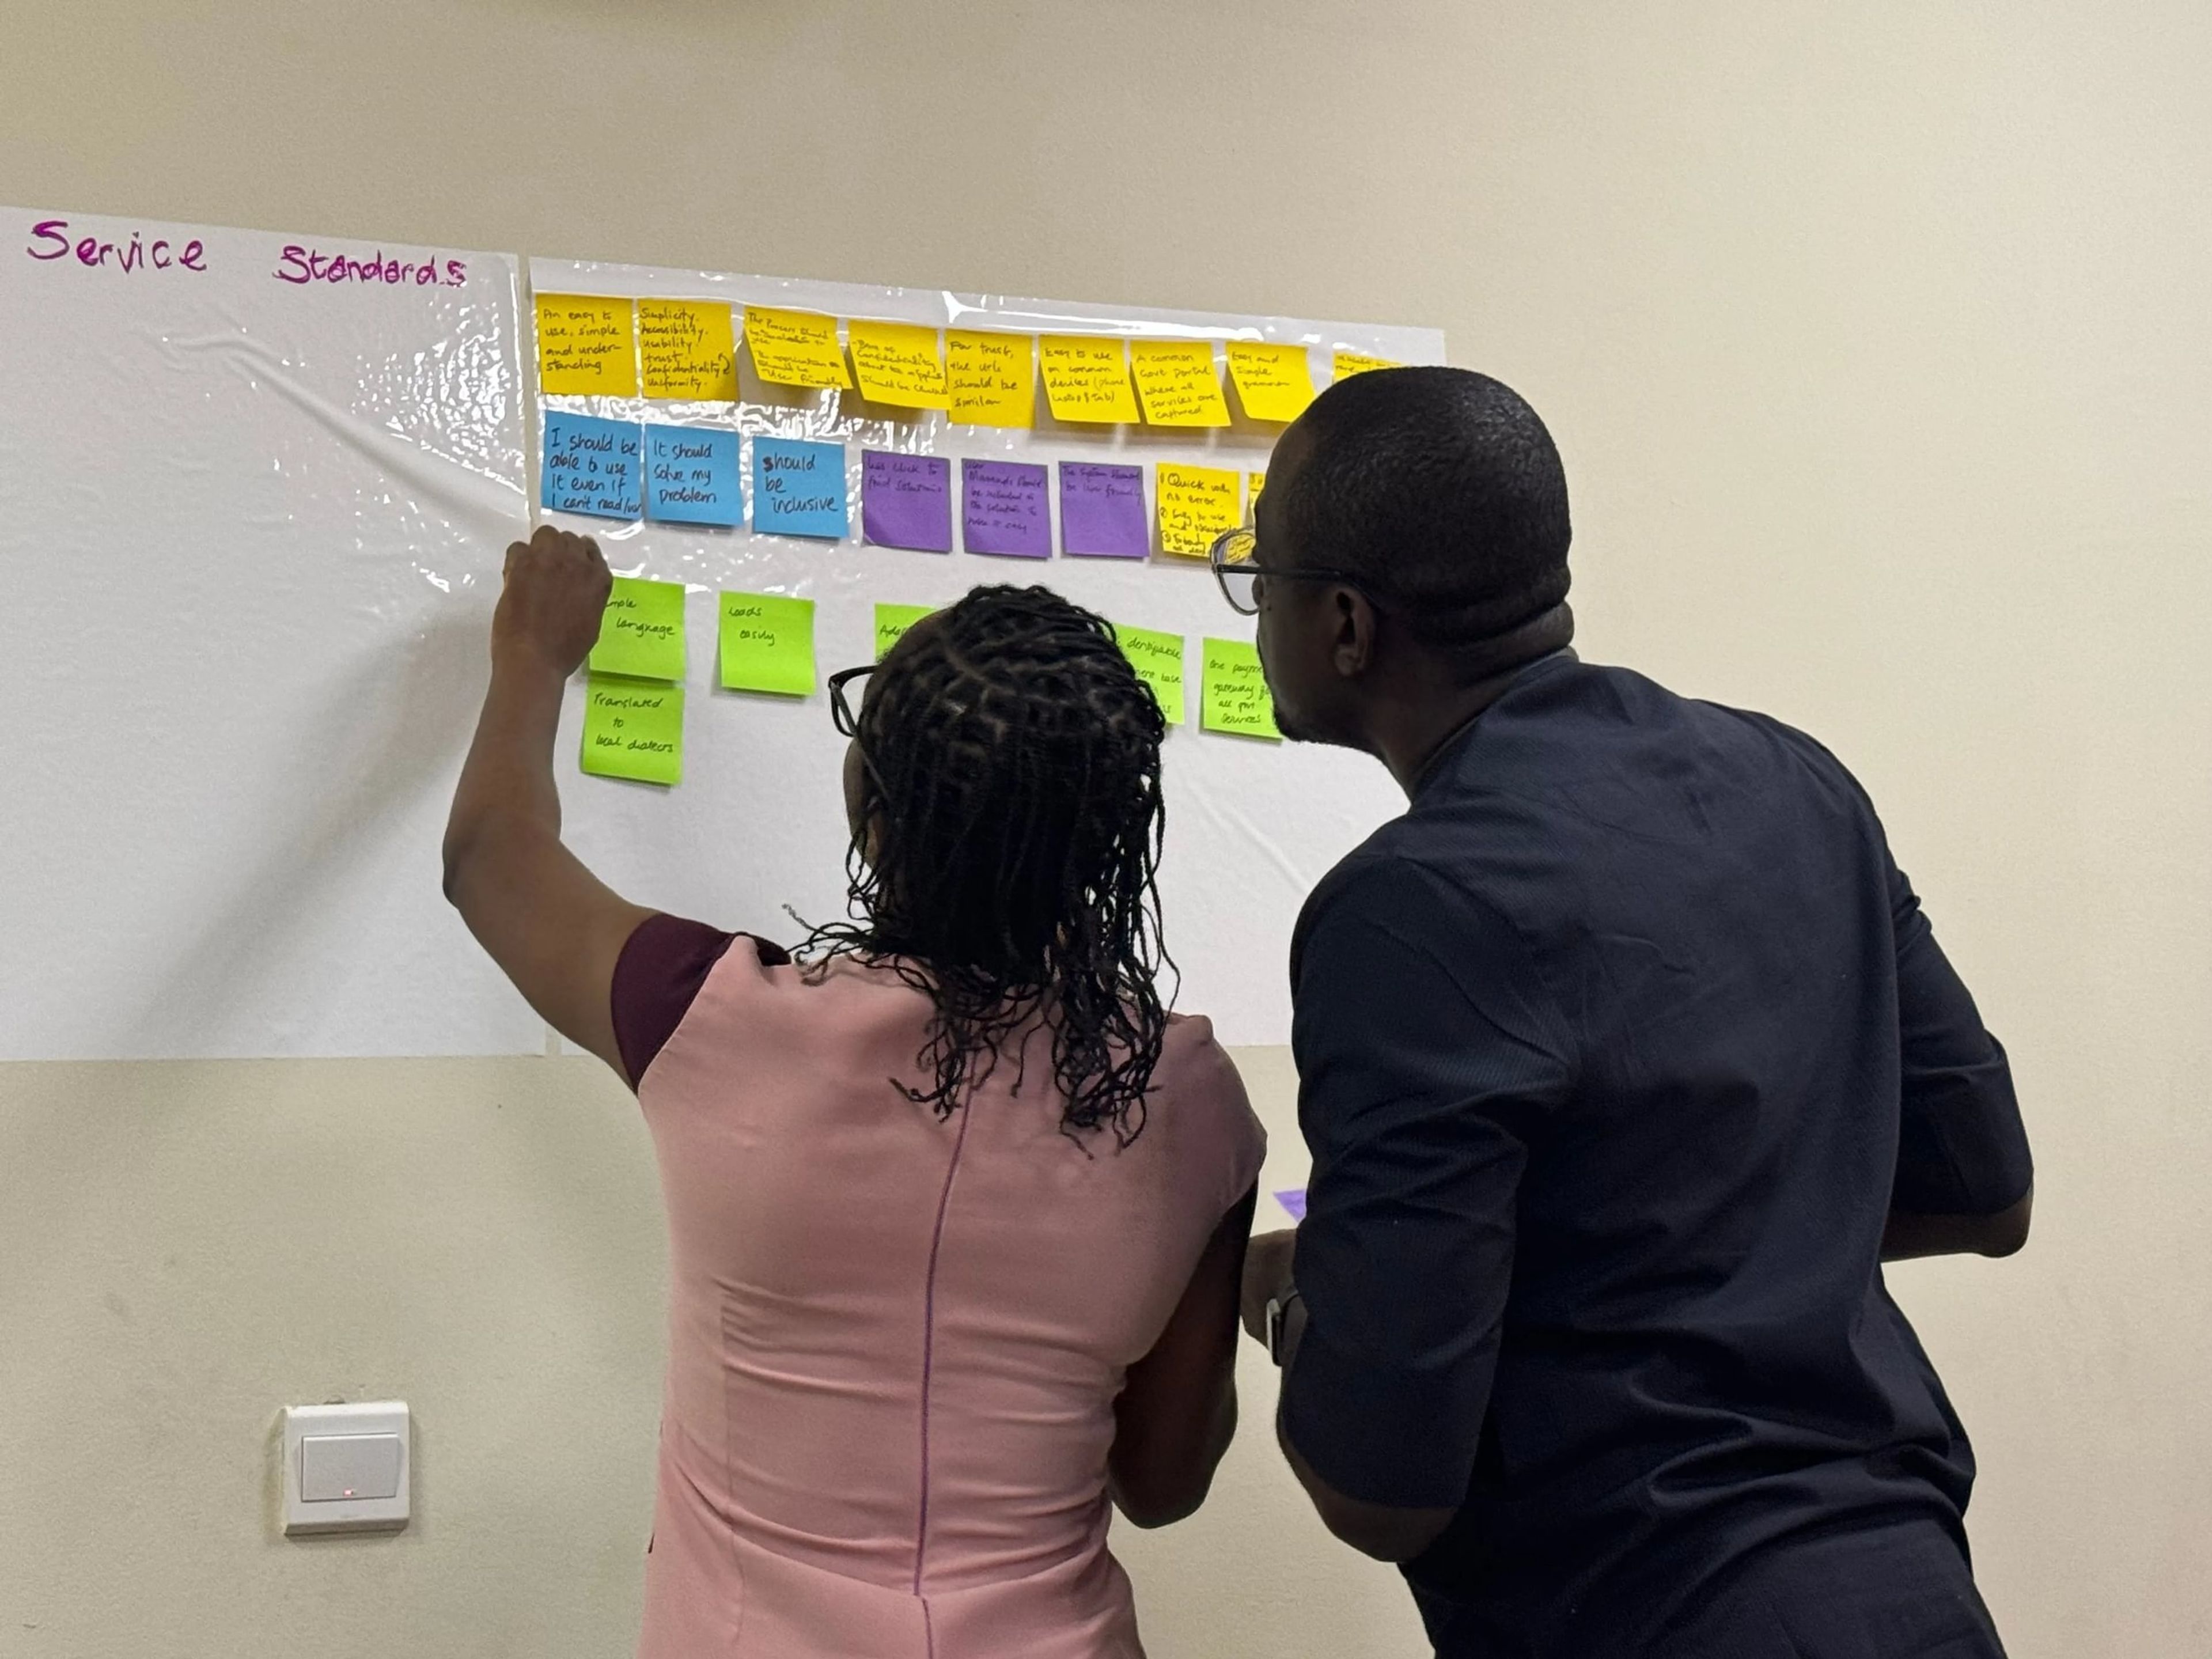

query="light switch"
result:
[281,1402,410,1536]
[301,1434,402,1502]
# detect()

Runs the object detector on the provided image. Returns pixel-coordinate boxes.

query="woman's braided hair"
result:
[805,584,1171,1146]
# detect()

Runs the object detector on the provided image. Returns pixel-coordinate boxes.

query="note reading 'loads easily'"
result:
[946,331,1035,427]
[1155,463,1241,559]
[1201,638,1280,741]
[1225,341,1315,422]
[1112,624,1186,725]
[1059,461,1149,559]
[718,592,816,696]
[536,293,637,396]
[542,412,642,520]
[847,319,948,409]
[638,298,737,401]
[874,603,937,661]
[1130,340,1230,427]
[753,437,849,540]
[861,452,953,553]
[744,306,852,390]
[645,425,741,527]
[962,459,1050,558]
[589,576,687,681]
[582,678,684,786]
[1038,335,1139,424]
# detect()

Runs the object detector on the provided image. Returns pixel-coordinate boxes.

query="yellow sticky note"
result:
[1332,350,1400,381]
[1112,624,1185,725]
[1155,463,1243,559]
[637,299,737,400]
[1248,471,1266,510]
[946,331,1036,427]
[1200,638,1281,741]
[718,592,816,696]
[1130,340,1231,427]
[847,319,948,409]
[1039,335,1139,423]
[582,678,684,785]
[874,602,937,661]
[1225,341,1316,422]
[743,306,853,389]
[536,293,637,396]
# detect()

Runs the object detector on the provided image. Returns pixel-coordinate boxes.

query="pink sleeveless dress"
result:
[623,929,1265,1659]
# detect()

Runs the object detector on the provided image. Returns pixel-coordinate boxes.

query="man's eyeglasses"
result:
[828,664,874,738]
[1207,525,1375,616]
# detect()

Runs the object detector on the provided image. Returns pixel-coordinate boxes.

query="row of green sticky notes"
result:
[585,577,817,695]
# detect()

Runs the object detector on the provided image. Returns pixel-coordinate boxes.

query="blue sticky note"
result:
[542,412,642,520]
[752,436,849,540]
[645,425,741,527]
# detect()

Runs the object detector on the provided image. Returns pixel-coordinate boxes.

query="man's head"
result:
[1252,366,1573,749]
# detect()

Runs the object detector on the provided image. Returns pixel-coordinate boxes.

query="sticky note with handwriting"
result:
[1155,463,1241,559]
[1059,461,1149,559]
[1130,339,1230,427]
[1112,624,1186,725]
[1039,335,1139,423]
[752,437,848,540]
[946,331,1036,427]
[1201,638,1281,740]
[1248,471,1266,508]
[743,306,852,389]
[847,319,948,408]
[862,451,953,552]
[542,412,642,520]
[589,576,687,681]
[718,592,816,696]
[874,603,937,661]
[1332,350,1400,381]
[645,425,741,527]
[1225,340,1316,422]
[962,459,1050,558]
[536,293,637,396]
[582,678,683,786]
[638,299,737,400]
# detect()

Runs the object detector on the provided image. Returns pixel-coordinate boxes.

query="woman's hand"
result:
[493,525,612,677]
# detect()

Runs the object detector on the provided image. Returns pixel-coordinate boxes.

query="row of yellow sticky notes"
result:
[583,582,1279,787]
[536,292,1397,427]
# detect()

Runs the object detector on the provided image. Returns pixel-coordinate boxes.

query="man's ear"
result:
[1330,586,1378,679]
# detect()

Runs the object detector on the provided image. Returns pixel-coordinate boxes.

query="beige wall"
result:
[3,2,2208,1655]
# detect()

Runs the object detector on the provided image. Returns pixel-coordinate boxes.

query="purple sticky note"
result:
[963,459,1051,558]
[862,451,953,553]
[1059,461,1149,559]
[1274,1189,1308,1222]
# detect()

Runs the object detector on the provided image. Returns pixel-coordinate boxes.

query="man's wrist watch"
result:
[1264,1287,1303,1367]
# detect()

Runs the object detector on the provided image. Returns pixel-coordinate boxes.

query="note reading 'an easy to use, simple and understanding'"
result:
[1112,623,1187,725]
[589,576,686,681]
[582,678,684,786]
[536,293,637,396]
[1200,637,1280,740]
[718,592,816,696]
[543,412,642,520]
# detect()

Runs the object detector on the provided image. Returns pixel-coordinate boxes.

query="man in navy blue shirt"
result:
[1224,367,2033,1658]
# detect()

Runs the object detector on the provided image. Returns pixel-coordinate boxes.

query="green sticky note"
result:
[874,602,937,661]
[582,677,684,786]
[589,577,687,681]
[1112,623,1186,725]
[1200,637,1281,741]
[718,592,816,695]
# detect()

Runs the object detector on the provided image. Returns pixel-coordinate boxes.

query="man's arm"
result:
[1884,859,2034,1260]
[442,527,654,1078]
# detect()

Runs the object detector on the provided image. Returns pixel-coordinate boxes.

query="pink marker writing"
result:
[26,219,206,274]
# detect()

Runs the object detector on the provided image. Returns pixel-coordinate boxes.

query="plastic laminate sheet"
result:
[0,208,541,1059]
[533,260,1446,1046]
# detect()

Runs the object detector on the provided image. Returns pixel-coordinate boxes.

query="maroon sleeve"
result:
[610,914,791,1086]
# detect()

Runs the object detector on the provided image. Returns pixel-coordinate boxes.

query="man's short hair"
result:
[1279,366,1571,651]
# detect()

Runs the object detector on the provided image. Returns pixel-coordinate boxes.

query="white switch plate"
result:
[282,1402,410,1536]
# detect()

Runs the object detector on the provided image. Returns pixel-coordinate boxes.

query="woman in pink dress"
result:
[445,528,1264,1657]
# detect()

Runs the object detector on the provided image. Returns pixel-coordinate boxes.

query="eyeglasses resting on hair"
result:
[1207,524,1380,616]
